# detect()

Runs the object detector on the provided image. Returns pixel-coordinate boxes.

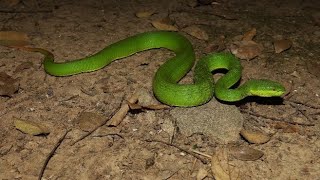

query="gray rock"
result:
[170,100,244,142]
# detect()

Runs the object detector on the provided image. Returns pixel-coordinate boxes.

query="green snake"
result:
[26,31,285,107]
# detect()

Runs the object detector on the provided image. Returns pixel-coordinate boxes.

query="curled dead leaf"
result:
[272,121,299,133]
[107,93,139,126]
[14,118,50,135]
[240,129,271,144]
[242,28,256,41]
[0,72,19,97]
[229,146,264,161]
[76,112,106,132]
[127,101,142,110]
[274,39,292,53]
[14,61,33,73]
[151,17,178,31]
[0,31,30,46]
[183,25,209,40]
[211,148,240,180]
[135,11,155,18]
[230,28,263,60]
[196,168,208,180]
[230,40,263,60]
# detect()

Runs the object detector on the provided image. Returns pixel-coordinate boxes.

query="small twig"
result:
[146,139,208,164]
[191,149,212,158]
[285,99,320,109]
[289,102,315,123]
[70,93,140,145]
[163,169,180,180]
[240,109,315,126]
[38,129,71,180]
[106,93,139,126]
[92,133,124,139]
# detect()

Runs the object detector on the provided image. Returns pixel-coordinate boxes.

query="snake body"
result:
[32,31,285,107]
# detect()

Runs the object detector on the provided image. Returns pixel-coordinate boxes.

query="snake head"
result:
[247,79,286,97]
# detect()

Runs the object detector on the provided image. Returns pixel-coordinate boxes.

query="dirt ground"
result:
[0,0,320,179]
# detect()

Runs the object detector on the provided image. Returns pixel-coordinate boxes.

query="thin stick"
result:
[240,109,315,126]
[146,139,208,164]
[69,116,111,146]
[38,129,71,180]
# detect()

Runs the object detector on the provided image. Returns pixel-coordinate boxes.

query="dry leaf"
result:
[274,39,292,53]
[272,121,300,133]
[76,112,106,132]
[210,6,237,20]
[211,148,240,180]
[14,61,33,73]
[196,168,208,180]
[229,146,264,161]
[135,11,154,18]
[14,118,50,135]
[0,72,19,97]
[242,28,256,41]
[127,101,142,110]
[230,28,263,60]
[183,25,209,40]
[204,35,226,53]
[151,17,178,31]
[230,40,263,60]
[0,31,30,46]
[283,124,300,133]
[107,93,139,126]
[240,129,271,144]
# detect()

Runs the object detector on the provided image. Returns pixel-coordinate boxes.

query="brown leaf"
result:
[196,168,208,180]
[240,129,271,144]
[183,25,209,40]
[14,61,33,73]
[135,11,155,18]
[230,40,263,60]
[107,93,139,126]
[0,31,30,47]
[0,72,19,97]
[151,17,178,31]
[242,28,256,41]
[211,148,240,180]
[76,112,106,132]
[229,146,264,161]
[127,101,142,110]
[274,39,292,53]
[14,118,50,135]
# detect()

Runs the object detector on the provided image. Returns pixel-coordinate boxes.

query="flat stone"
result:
[170,100,244,142]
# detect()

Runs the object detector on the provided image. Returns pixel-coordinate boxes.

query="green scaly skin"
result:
[29,31,286,107]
